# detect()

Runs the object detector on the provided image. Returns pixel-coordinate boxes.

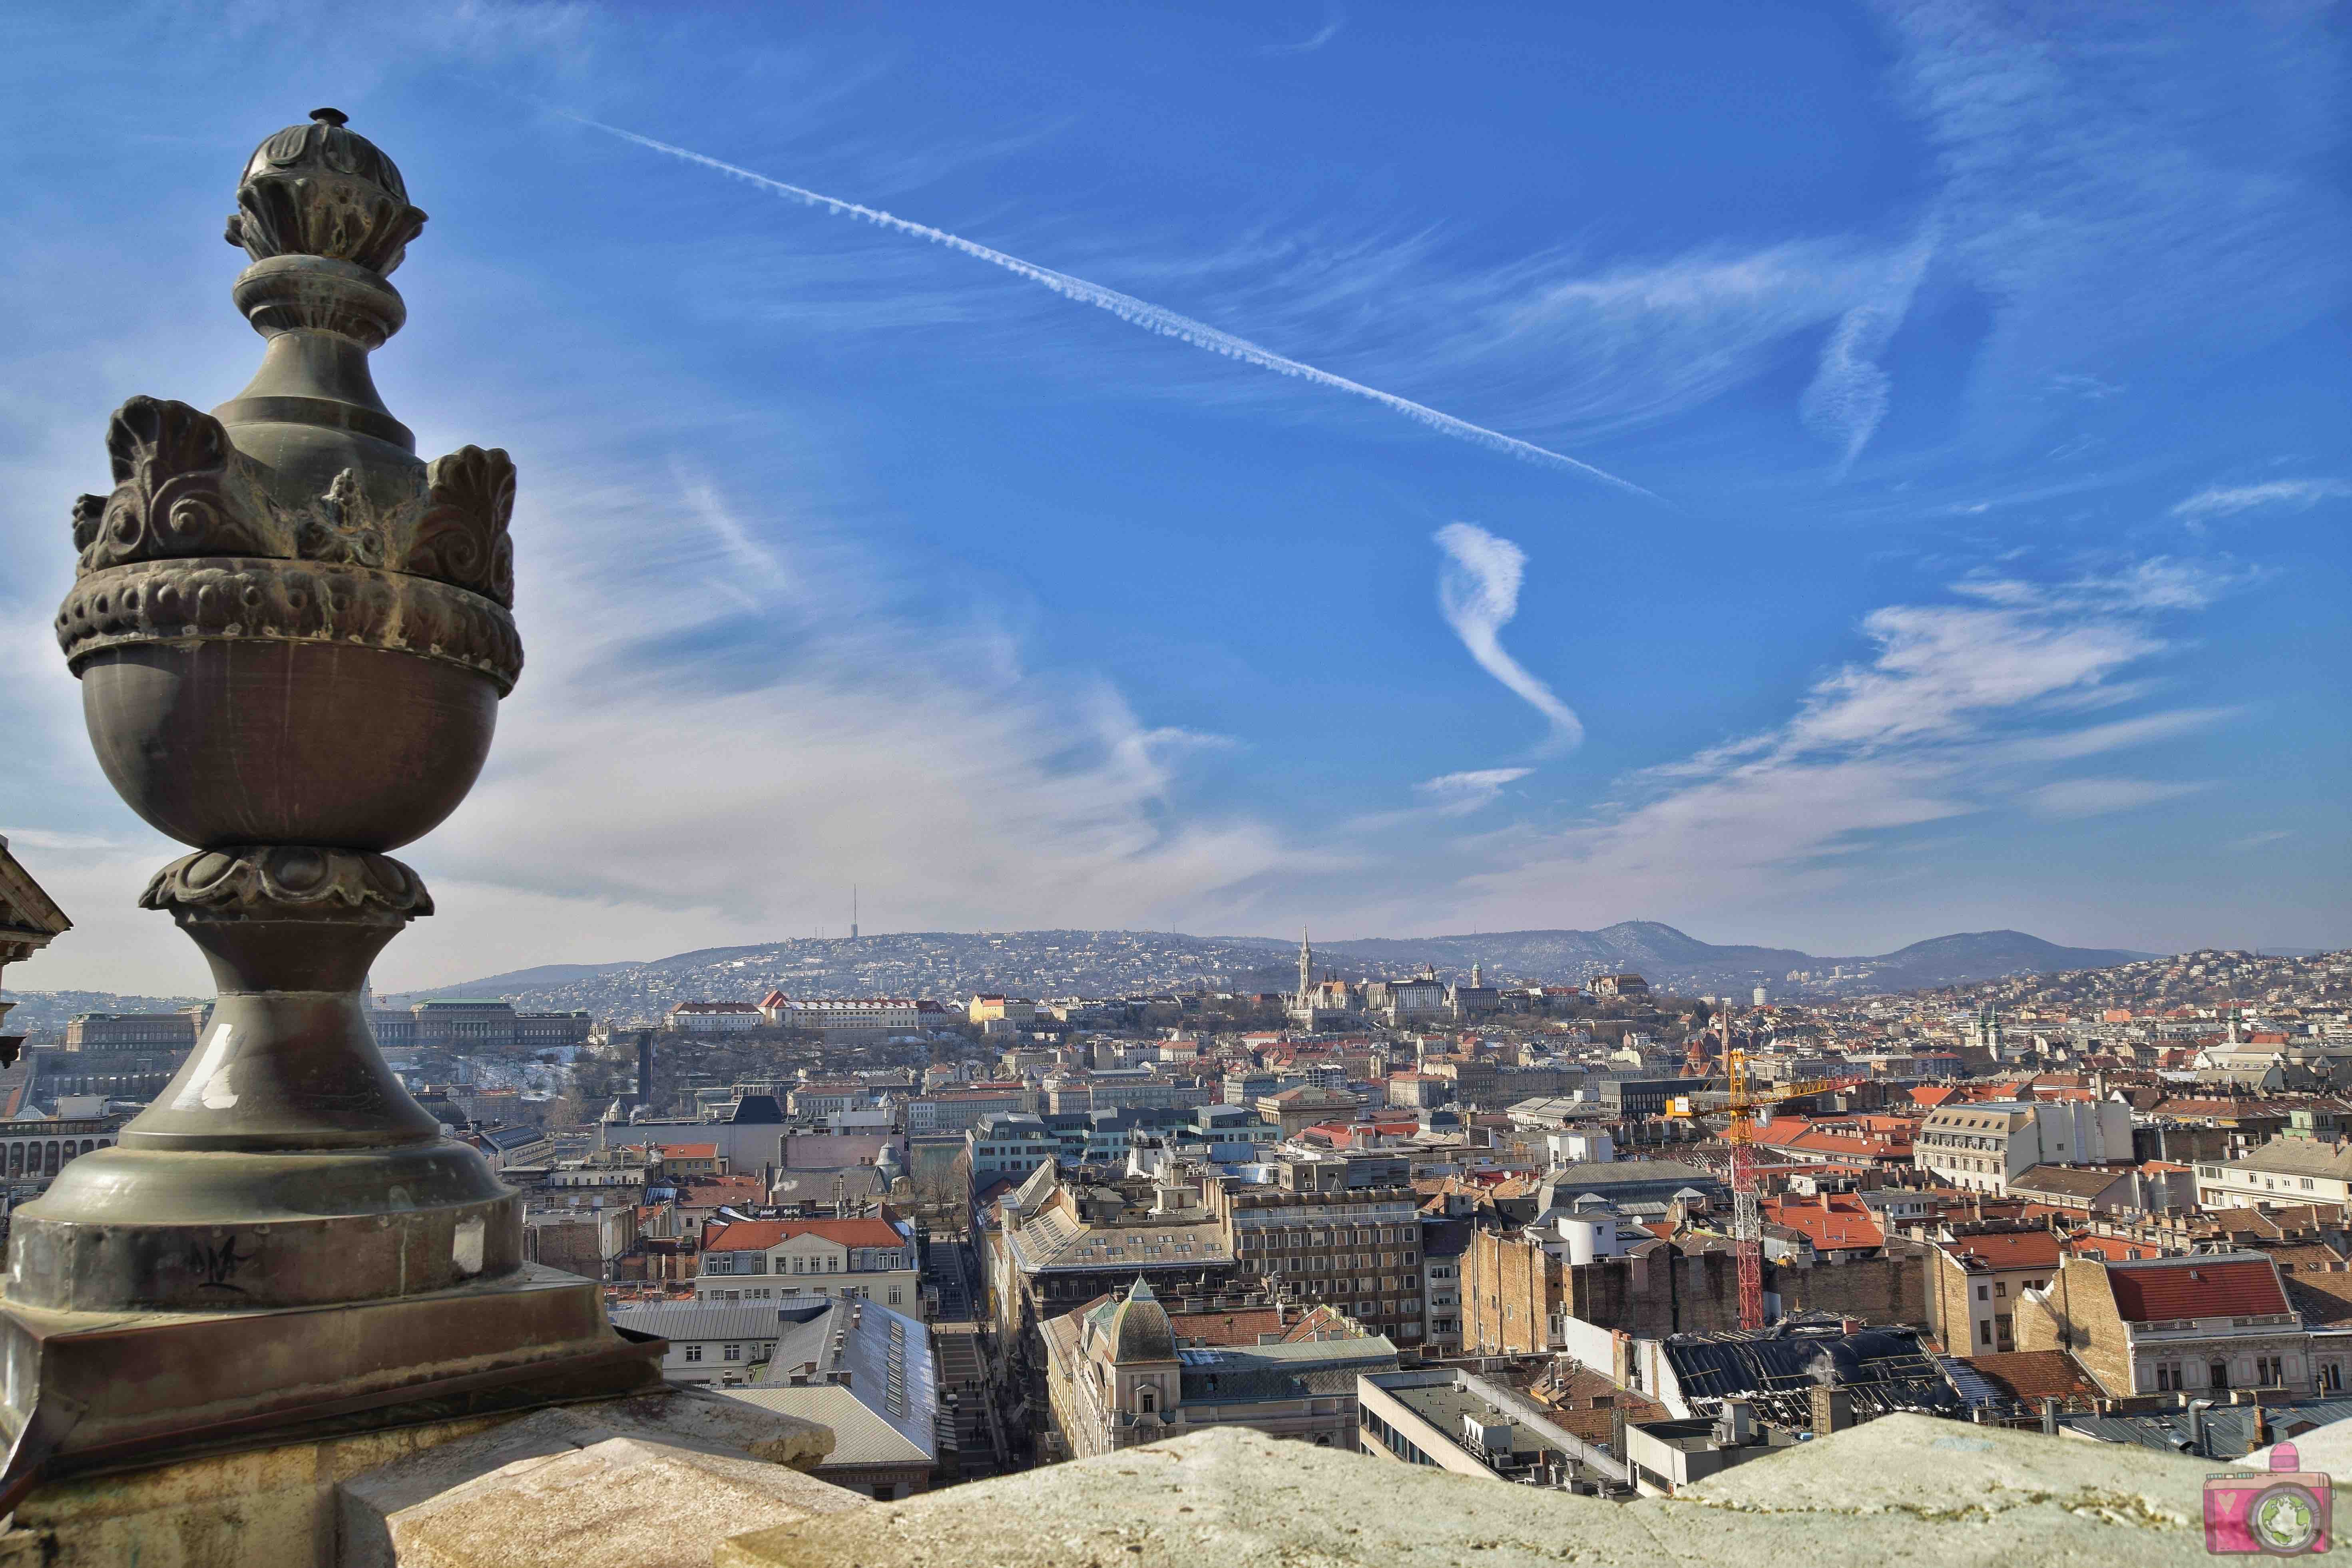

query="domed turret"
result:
[1099,1276,1175,1364]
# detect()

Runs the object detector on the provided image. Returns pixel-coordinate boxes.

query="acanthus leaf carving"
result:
[70,400,518,609]
[407,446,516,607]
[74,397,280,575]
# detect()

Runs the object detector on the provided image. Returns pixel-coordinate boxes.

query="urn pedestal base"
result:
[6,1142,524,1312]
[0,1264,662,1505]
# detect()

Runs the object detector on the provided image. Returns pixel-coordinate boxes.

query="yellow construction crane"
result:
[1666,1051,1843,1329]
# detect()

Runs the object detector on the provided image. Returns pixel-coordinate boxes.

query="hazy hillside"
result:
[370,923,2155,1021]
[5,924,2162,1035]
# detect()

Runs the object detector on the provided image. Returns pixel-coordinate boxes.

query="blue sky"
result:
[2,1,2346,993]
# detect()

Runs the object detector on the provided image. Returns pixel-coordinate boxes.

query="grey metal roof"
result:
[1545,1158,1720,1186]
[2009,1164,2129,1198]
[721,1385,932,1468]
[1002,1201,1228,1274]
[1172,1336,1398,1405]
[1936,1353,2009,1410]
[2228,1137,2352,1180]
[607,1302,789,1342]
[747,1295,938,1459]
[2060,1399,2352,1460]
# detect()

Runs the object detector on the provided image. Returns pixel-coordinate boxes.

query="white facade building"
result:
[667,1001,763,1033]
[1912,1098,2133,1195]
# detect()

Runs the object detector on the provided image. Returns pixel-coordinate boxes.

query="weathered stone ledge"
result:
[0,1386,838,1568]
[719,1415,2227,1568]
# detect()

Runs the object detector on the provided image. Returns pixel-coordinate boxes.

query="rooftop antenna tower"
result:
[851,885,859,942]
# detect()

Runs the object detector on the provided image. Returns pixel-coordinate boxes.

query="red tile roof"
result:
[2105,1257,2288,1321]
[1947,1230,2064,1270]
[1759,1195,1885,1252]
[1751,1120,1914,1162]
[1962,1350,2101,1404]
[1165,1307,1285,1345]
[703,1218,906,1253]
[658,1143,718,1159]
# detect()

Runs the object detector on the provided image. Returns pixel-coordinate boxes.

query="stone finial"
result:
[223,106,428,276]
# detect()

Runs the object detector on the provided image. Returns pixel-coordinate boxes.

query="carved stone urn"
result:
[0,110,654,1498]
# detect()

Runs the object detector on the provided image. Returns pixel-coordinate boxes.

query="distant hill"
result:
[1850,931,2156,991]
[1280,922,1818,983]
[6,923,2169,1035]
[365,921,2161,1023]
[395,961,645,996]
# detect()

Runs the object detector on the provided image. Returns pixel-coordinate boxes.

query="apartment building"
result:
[907,1083,1041,1137]
[1040,1279,1398,1459]
[1421,1218,1472,1351]
[64,1011,202,1051]
[1211,1176,1426,1344]
[2197,1113,2352,1210]
[1912,1098,2132,1194]
[2016,1252,2324,1399]
[967,1112,1059,1184]
[1924,1224,2064,1355]
[693,1216,923,1316]
[667,1001,765,1033]
[757,993,950,1039]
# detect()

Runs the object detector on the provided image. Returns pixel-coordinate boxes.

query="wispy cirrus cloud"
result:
[1800,232,1934,478]
[1452,557,2241,923]
[2171,478,2351,526]
[1414,768,1532,817]
[2026,777,2210,821]
[1877,0,2352,427]
[1257,1,1343,56]
[1433,523,1582,756]
[377,452,1333,989]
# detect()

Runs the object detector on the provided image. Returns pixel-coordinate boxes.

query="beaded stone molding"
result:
[56,555,524,692]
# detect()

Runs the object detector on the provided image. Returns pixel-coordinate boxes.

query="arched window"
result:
[1136,1386,1157,1415]
[4,1144,18,1177]
[43,1142,60,1177]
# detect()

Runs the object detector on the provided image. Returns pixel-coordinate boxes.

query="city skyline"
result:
[2,2,2346,996]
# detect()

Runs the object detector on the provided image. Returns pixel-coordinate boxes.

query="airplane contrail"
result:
[563,114,1656,499]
